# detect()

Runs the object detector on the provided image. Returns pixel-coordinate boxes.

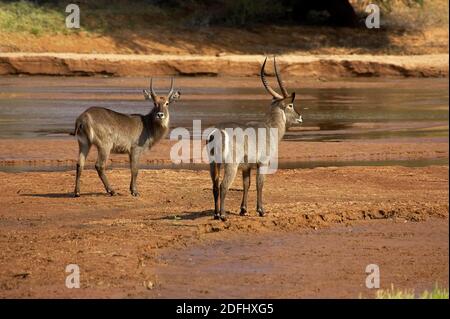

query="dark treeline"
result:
[154,0,360,26]
[12,0,362,27]
[7,0,425,27]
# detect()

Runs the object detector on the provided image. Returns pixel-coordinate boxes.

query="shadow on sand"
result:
[20,192,109,198]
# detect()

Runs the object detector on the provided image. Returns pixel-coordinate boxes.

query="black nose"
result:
[156,112,164,119]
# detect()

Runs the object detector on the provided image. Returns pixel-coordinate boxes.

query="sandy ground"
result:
[156,218,449,298]
[0,53,448,77]
[0,165,448,298]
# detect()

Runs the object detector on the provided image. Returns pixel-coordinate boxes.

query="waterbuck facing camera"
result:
[73,78,181,197]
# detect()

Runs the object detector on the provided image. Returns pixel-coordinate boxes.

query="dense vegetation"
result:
[0,0,433,35]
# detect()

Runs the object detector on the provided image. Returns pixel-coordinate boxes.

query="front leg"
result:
[129,149,142,197]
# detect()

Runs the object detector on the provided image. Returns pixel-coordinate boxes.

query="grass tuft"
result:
[376,284,449,299]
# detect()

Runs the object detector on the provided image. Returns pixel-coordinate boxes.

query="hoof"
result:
[73,192,80,198]
[239,207,248,216]
[108,190,117,196]
[257,208,266,217]
[214,213,227,221]
[131,191,140,197]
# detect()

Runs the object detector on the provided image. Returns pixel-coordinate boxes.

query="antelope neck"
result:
[145,113,169,143]
[266,107,286,142]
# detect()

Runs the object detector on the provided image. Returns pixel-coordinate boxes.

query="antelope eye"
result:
[164,102,169,107]
[287,103,293,108]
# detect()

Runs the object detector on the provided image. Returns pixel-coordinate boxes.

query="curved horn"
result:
[167,77,174,98]
[274,56,289,97]
[149,78,157,100]
[260,57,283,100]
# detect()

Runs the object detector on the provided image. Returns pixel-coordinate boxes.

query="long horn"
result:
[149,78,157,100]
[167,77,174,98]
[260,57,283,100]
[274,56,289,97]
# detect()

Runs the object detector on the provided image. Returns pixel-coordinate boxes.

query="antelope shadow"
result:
[20,192,110,198]
[151,210,214,221]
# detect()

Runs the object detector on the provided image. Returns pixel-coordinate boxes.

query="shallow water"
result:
[1,157,448,173]
[0,76,448,141]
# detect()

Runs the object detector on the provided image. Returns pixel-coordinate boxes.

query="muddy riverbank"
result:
[0,53,448,77]
[0,138,448,171]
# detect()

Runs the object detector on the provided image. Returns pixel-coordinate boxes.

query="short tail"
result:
[207,132,215,157]
[206,128,228,163]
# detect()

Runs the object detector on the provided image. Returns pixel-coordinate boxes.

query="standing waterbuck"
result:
[73,78,181,197]
[207,57,302,221]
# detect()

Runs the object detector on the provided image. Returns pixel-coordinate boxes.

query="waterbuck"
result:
[207,57,303,221]
[73,78,181,197]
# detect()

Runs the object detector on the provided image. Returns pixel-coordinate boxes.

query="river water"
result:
[0,76,448,141]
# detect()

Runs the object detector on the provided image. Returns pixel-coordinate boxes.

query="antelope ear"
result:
[290,92,296,103]
[169,91,181,102]
[143,89,152,100]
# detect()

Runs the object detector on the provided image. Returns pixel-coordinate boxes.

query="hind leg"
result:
[219,164,239,221]
[240,168,251,216]
[95,147,116,196]
[209,162,221,219]
[74,139,90,197]
[256,165,266,217]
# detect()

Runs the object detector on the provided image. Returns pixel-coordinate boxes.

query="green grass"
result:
[0,1,66,35]
[376,284,449,299]
[0,0,169,35]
